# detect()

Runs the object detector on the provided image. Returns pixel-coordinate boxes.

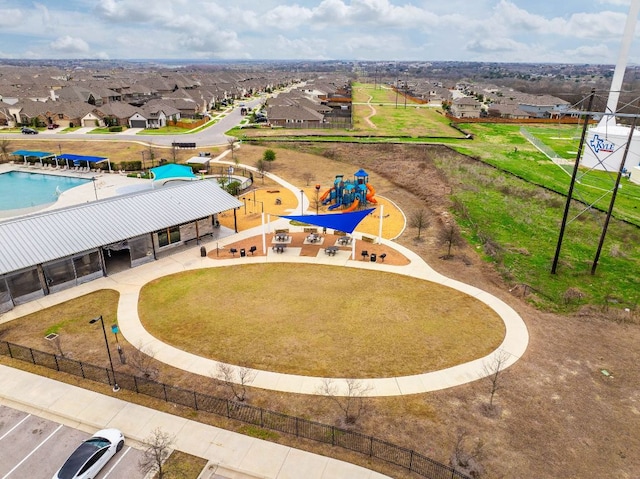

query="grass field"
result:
[138,264,504,377]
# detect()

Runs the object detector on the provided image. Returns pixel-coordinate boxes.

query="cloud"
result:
[0,8,23,27]
[49,35,90,54]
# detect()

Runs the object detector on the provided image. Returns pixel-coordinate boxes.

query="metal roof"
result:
[0,180,242,275]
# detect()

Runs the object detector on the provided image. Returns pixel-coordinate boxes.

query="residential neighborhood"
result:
[0,62,579,133]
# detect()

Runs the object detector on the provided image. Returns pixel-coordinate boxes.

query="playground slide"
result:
[328,203,342,210]
[365,183,378,203]
[320,188,333,204]
[341,197,359,213]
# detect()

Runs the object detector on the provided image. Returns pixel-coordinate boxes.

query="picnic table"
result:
[272,243,287,253]
[306,233,321,243]
[275,233,289,242]
[337,236,352,245]
[325,246,338,256]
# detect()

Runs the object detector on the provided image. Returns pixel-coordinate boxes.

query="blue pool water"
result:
[0,171,90,211]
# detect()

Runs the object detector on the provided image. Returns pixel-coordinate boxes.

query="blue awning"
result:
[57,153,109,164]
[11,150,55,158]
[279,208,375,234]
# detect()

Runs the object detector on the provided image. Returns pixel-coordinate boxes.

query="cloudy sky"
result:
[1,0,639,64]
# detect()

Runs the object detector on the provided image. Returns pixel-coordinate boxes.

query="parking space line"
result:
[1,423,63,479]
[102,446,131,477]
[0,414,31,441]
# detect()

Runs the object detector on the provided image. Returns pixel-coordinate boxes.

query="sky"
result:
[1,0,639,64]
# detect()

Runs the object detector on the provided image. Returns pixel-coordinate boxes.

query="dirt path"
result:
[363,95,377,129]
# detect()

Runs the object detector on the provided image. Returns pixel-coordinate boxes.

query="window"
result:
[78,448,109,474]
[157,226,181,247]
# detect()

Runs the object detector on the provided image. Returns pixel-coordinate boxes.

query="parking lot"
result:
[0,405,146,478]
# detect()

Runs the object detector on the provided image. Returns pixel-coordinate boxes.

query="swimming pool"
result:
[0,171,91,212]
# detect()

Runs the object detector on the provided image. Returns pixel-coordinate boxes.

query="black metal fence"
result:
[0,340,470,479]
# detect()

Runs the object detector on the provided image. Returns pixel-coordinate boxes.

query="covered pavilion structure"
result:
[11,150,56,167]
[56,153,112,171]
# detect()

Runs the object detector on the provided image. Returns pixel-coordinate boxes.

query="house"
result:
[129,103,180,129]
[45,101,95,128]
[487,103,531,120]
[92,102,139,127]
[450,96,483,118]
[267,105,325,127]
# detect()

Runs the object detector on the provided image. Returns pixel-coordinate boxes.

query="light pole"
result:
[315,184,321,215]
[300,189,304,216]
[89,315,120,392]
[91,177,98,201]
[242,196,247,214]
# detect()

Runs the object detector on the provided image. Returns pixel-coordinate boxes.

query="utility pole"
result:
[551,90,595,275]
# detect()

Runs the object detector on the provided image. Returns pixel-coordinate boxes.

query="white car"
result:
[52,428,124,479]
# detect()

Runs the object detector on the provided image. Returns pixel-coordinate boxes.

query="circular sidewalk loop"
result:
[111,166,529,398]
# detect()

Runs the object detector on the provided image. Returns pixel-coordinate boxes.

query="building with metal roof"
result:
[0,180,242,312]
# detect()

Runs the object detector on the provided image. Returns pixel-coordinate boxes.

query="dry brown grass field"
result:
[2,140,640,478]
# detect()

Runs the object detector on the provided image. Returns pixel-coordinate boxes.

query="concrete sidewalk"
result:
[0,365,390,479]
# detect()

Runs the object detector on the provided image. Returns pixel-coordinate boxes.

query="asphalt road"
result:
[0,405,145,479]
[4,96,266,148]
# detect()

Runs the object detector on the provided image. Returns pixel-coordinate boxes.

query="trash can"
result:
[200,246,207,257]
[370,253,377,262]
[240,248,246,257]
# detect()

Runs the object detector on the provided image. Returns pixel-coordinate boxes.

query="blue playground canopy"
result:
[279,208,375,234]
[151,163,197,183]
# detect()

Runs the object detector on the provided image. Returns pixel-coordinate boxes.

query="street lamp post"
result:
[89,315,120,392]
[315,184,321,215]
[242,197,247,214]
[300,189,304,216]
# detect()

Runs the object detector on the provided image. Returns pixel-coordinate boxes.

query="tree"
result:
[171,144,178,163]
[263,149,276,163]
[409,208,430,240]
[146,143,156,168]
[0,139,11,163]
[302,172,315,186]
[255,159,267,183]
[216,363,256,402]
[128,342,159,380]
[450,428,485,478]
[138,428,174,479]
[317,378,372,425]
[482,349,510,414]
[227,137,238,160]
[437,222,463,259]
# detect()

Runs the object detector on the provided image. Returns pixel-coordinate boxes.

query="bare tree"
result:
[255,159,267,183]
[449,428,485,478]
[437,222,464,259]
[216,363,256,402]
[227,137,238,160]
[302,172,315,186]
[482,349,510,414]
[138,428,174,479]
[128,342,159,380]
[0,138,11,163]
[317,378,372,425]
[409,208,430,240]
[146,143,156,168]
